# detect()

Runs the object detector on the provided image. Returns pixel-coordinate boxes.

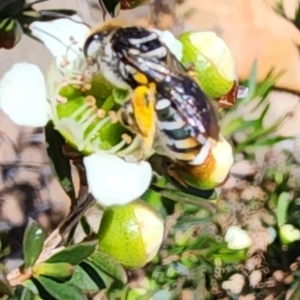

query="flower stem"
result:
[150,185,216,214]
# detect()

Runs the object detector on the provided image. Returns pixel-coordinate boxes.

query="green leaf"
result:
[88,250,127,284]
[101,95,117,112]
[32,263,74,280]
[20,288,32,300]
[45,244,95,265]
[69,265,101,293]
[141,190,167,219]
[150,186,216,214]
[174,217,211,230]
[22,280,39,295]
[249,136,292,147]
[34,276,84,300]
[23,219,46,269]
[45,121,75,202]
[0,280,12,297]
[277,192,291,227]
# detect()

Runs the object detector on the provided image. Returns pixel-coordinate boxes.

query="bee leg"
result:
[131,83,156,158]
[167,164,188,188]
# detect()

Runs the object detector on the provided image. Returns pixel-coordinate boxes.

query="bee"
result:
[84,24,220,164]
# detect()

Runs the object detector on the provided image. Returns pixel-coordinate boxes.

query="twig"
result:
[150,185,217,214]
[149,0,183,35]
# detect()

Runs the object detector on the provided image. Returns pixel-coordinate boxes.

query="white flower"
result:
[280,224,300,244]
[222,273,245,294]
[225,226,252,250]
[83,152,152,206]
[151,29,183,61]
[0,63,51,127]
[29,16,90,70]
[0,16,90,128]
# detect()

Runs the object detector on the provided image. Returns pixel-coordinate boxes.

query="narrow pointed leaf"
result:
[45,244,95,265]
[45,121,75,203]
[277,192,291,227]
[20,288,32,300]
[88,250,127,284]
[69,265,101,293]
[34,276,84,300]
[0,279,12,296]
[22,280,39,295]
[23,219,46,269]
[32,263,74,280]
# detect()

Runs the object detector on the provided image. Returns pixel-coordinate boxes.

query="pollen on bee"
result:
[109,111,118,124]
[97,109,106,119]
[121,133,132,144]
[133,73,148,84]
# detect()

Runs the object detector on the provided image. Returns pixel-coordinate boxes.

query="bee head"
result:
[83,30,108,59]
[83,20,128,59]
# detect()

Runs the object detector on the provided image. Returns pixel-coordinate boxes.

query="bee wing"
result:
[124,53,220,142]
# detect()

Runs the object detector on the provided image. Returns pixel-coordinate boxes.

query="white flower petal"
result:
[151,29,183,61]
[225,226,252,250]
[0,63,51,127]
[29,15,90,69]
[84,152,152,206]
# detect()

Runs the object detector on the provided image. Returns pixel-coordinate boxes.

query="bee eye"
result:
[83,34,103,58]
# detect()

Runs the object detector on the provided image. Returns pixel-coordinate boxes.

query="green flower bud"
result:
[179,31,236,98]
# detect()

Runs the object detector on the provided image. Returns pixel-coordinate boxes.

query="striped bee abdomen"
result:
[155,73,220,142]
[155,97,202,162]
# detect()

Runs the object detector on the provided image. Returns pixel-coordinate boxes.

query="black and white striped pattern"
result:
[84,25,220,164]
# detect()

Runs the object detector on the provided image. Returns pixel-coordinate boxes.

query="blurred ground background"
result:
[1,0,300,229]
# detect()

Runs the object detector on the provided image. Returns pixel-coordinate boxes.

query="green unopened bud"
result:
[97,200,164,269]
[179,31,236,98]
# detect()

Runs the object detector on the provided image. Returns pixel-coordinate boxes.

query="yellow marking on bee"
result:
[174,151,199,162]
[133,72,148,85]
[132,83,156,156]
